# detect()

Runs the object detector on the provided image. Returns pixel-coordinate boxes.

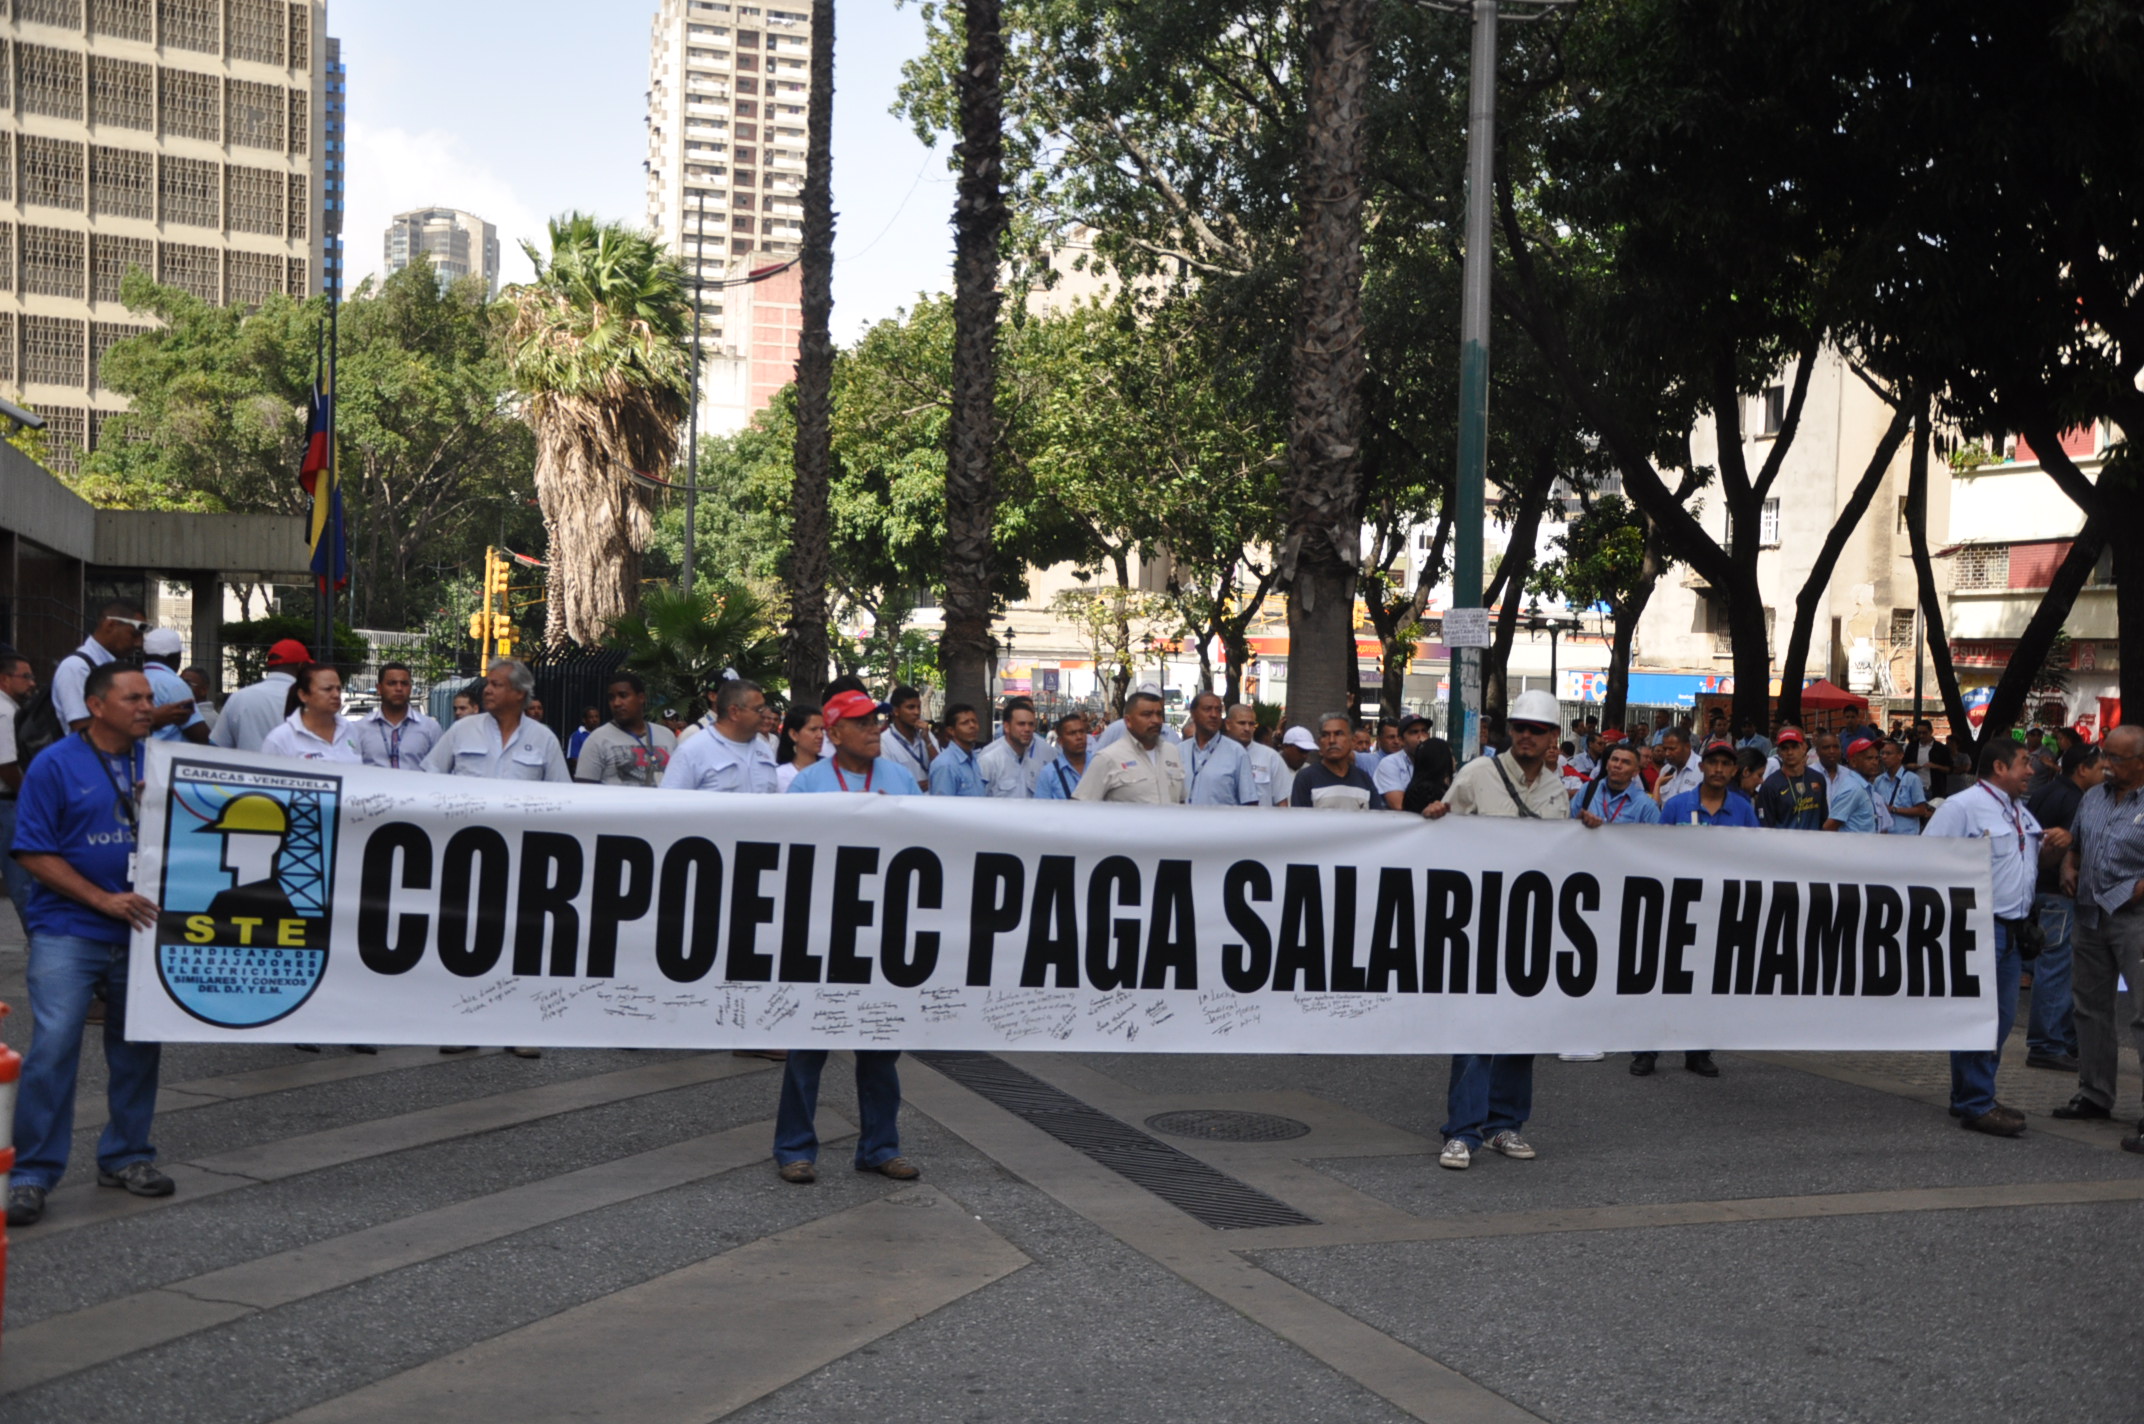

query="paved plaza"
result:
[0,909,2138,1423]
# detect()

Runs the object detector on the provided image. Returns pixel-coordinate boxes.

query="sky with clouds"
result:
[337,0,956,341]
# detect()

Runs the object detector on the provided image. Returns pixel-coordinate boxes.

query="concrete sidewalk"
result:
[0,910,2137,1423]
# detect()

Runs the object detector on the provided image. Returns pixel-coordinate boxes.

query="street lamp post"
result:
[681,198,708,594]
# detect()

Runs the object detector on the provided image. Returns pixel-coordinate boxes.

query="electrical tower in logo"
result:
[278,787,329,915]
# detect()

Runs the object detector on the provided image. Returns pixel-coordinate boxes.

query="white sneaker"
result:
[1438,1138,1472,1171]
[1486,1130,1536,1160]
[1557,1052,1606,1062]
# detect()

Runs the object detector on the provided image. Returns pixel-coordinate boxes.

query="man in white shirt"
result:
[138,629,209,744]
[0,650,37,929]
[420,659,570,782]
[878,683,941,789]
[1225,704,1290,807]
[52,603,148,731]
[1275,725,1318,807]
[661,677,778,793]
[211,639,312,752]
[1925,738,2068,1137]
[1652,727,1702,805]
[1073,691,1187,805]
[353,662,442,771]
[976,696,1054,797]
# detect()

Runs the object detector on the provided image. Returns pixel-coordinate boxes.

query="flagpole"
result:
[316,290,339,662]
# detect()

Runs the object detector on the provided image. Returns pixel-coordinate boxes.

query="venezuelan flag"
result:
[300,382,347,591]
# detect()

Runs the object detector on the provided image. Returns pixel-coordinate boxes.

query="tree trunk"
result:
[1279,0,1373,730]
[1603,519,1668,732]
[940,0,1008,712]
[1776,397,1914,728]
[1480,452,1557,726]
[1978,514,2108,739]
[1905,410,1973,747]
[783,0,836,704]
[1108,548,1134,718]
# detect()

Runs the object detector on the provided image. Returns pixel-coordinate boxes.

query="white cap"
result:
[1134,681,1162,697]
[1281,726,1319,752]
[1509,689,1562,727]
[142,628,184,656]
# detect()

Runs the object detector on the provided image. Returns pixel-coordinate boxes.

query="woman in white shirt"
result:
[775,703,824,791]
[260,663,363,763]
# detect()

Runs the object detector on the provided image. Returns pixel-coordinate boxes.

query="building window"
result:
[91,233,153,301]
[90,145,155,219]
[158,0,221,55]
[21,226,86,297]
[288,89,309,154]
[1953,543,2009,591]
[21,136,86,212]
[227,250,282,305]
[157,241,221,301]
[90,55,155,130]
[227,164,285,235]
[160,67,222,142]
[1758,383,1785,437]
[89,0,153,42]
[158,155,221,229]
[23,315,86,388]
[21,0,84,27]
[227,0,286,65]
[19,43,85,120]
[0,313,16,385]
[1759,497,1781,548]
[226,79,286,151]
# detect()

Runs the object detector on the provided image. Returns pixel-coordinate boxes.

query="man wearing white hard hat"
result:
[1421,686,1571,1172]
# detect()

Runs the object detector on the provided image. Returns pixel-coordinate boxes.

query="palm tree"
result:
[1280,0,1374,726]
[601,582,786,723]
[942,0,1009,712]
[786,0,837,703]
[504,213,693,647]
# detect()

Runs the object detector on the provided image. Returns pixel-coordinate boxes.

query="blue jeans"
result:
[1949,923,2020,1118]
[1442,1053,1535,1149]
[2027,892,2077,1059]
[774,1050,903,1168]
[0,798,36,934]
[16,932,163,1190]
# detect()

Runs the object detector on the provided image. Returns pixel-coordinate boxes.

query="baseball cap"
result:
[1775,727,1807,747]
[1600,728,1626,744]
[142,628,185,657]
[1282,726,1319,752]
[1845,736,1878,759]
[1395,712,1428,735]
[822,690,881,729]
[266,638,312,667]
[1700,740,1738,762]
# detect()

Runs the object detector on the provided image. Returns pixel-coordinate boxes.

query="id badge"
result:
[127,851,138,883]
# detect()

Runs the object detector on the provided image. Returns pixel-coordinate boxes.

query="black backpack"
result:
[13,651,91,769]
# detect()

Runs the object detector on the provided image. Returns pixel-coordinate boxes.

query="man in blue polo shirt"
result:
[1661,741,1760,828]
[927,704,988,797]
[1569,743,1661,827]
[7,663,173,1226]
[776,690,920,1186]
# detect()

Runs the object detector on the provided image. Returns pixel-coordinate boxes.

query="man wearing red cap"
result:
[1827,736,1882,833]
[774,689,920,1184]
[210,638,315,753]
[785,691,922,796]
[1754,727,1829,830]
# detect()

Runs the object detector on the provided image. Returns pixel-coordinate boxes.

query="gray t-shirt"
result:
[572,721,677,788]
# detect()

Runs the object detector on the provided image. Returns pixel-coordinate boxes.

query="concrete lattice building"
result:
[644,0,810,432]
[382,205,498,298]
[320,30,340,297]
[0,0,328,472]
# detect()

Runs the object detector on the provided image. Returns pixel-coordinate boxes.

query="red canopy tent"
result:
[1798,679,1868,712]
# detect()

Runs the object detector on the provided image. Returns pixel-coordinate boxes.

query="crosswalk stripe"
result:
[26,1052,776,1237]
[0,1118,822,1396]
[271,1186,1028,1424]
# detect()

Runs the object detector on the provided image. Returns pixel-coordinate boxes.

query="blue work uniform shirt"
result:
[10,733,141,943]
[1660,788,1761,828]
[143,662,205,742]
[787,757,922,795]
[1569,778,1663,825]
[1828,768,1879,833]
[1873,767,1928,836]
[1033,755,1085,800]
[928,743,988,797]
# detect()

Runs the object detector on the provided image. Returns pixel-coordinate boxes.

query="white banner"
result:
[126,745,1999,1053]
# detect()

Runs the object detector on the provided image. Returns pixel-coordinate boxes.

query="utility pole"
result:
[1429,0,1569,757]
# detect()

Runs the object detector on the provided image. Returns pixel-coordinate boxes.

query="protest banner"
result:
[127,746,1999,1053]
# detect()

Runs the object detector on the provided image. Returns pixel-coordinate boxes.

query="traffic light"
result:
[492,612,516,657]
[485,548,512,603]
[468,611,488,642]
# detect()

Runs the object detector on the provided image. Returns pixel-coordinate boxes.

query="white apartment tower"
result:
[0,0,327,471]
[383,205,499,298]
[645,0,810,431]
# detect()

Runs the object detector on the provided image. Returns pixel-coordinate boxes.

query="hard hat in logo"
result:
[202,793,288,836]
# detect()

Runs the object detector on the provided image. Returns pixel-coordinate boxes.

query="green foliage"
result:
[83,261,538,630]
[1535,495,1648,621]
[503,213,693,403]
[599,582,786,720]
[219,615,368,684]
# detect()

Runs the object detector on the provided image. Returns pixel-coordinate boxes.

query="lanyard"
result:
[833,761,873,793]
[85,733,143,833]
[1604,788,1629,823]
[1056,760,1077,796]
[1979,782,2026,855]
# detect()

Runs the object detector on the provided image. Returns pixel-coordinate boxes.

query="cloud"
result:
[341,119,552,290]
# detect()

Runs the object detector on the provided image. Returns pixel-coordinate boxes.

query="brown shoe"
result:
[858,1157,920,1180]
[1960,1105,2027,1138]
[778,1160,816,1184]
[732,1049,788,1062]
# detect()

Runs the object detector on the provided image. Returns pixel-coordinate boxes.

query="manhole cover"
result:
[1144,1110,1311,1143]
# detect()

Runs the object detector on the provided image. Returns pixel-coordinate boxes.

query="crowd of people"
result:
[2,606,2141,1224]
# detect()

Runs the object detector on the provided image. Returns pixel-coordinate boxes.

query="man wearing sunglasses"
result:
[51,603,148,733]
[1422,689,1571,1171]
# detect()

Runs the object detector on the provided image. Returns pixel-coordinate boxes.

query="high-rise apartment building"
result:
[321,31,341,298]
[382,205,498,297]
[644,0,810,432]
[0,0,327,471]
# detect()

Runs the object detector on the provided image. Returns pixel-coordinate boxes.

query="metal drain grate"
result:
[913,1052,1318,1231]
[1145,1109,1312,1143]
